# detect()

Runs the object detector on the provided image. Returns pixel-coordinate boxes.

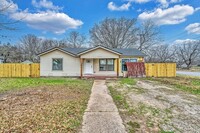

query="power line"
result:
[164,30,188,44]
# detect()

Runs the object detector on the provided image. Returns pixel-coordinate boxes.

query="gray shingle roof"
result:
[113,48,146,56]
[39,46,145,57]
[61,48,89,54]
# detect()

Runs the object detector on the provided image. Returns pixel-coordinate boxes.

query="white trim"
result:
[84,59,93,74]
[77,46,122,56]
[38,48,76,57]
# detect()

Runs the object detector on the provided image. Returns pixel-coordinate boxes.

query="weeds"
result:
[0,78,93,132]
[120,78,137,86]
[145,76,200,95]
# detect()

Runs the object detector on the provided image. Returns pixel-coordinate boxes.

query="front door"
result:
[84,59,93,74]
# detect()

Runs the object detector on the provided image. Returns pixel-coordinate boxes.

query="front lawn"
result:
[0,78,76,93]
[0,78,93,132]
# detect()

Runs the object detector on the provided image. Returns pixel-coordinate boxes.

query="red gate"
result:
[126,62,145,77]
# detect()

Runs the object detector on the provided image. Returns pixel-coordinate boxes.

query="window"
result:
[122,59,129,71]
[99,59,114,71]
[52,58,63,71]
[107,59,114,71]
[121,58,137,71]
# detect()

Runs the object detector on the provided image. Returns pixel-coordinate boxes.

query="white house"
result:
[38,46,145,78]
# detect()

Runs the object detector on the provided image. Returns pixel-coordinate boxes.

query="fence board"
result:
[30,64,40,77]
[0,63,40,78]
[145,63,176,77]
[0,63,176,78]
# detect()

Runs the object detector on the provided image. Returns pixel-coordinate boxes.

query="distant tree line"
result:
[0,32,87,63]
[0,16,200,69]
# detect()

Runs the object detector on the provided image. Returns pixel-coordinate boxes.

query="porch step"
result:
[83,76,117,80]
[94,76,107,80]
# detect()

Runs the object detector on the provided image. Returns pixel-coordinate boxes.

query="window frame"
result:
[99,59,115,71]
[121,58,138,71]
[52,58,63,71]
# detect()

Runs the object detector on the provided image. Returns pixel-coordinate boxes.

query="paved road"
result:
[80,80,126,133]
[177,71,200,77]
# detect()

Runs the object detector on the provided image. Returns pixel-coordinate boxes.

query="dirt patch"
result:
[0,85,88,132]
[108,79,200,133]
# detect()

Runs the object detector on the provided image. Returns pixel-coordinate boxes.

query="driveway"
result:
[80,80,126,133]
[177,71,200,77]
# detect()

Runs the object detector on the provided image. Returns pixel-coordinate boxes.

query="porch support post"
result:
[117,58,119,77]
[80,58,83,78]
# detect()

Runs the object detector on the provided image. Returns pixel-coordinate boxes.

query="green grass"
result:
[120,78,137,86]
[127,121,140,132]
[145,76,200,95]
[108,86,130,109]
[0,78,93,132]
[0,78,85,93]
[160,130,174,133]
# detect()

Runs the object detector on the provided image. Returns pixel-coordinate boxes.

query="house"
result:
[38,45,145,77]
[21,60,33,64]
[0,56,4,64]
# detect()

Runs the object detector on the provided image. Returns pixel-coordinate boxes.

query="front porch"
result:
[80,58,120,78]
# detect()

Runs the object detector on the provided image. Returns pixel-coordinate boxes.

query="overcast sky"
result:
[1,0,200,44]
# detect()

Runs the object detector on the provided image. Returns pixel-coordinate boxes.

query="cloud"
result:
[32,0,62,11]
[127,0,181,7]
[1,0,83,34]
[10,11,83,34]
[138,5,194,25]
[185,23,200,35]
[157,0,169,8]
[0,0,18,13]
[195,7,200,12]
[173,39,199,45]
[128,0,151,3]
[157,0,182,8]
[108,2,131,11]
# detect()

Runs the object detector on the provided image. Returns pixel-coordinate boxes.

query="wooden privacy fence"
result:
[0,63,40,77]
[145,63,176,77]
[126,62,145,77]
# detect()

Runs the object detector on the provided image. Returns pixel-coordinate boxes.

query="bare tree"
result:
[65,31,86,48]
[19,34,41,62]
[137,20,161,52]
[40,39,57,51]
[90,17,138,48]
[175,41,200,69]
[0,42,22,63]
[146,44,176,62]
[0,1,20,33]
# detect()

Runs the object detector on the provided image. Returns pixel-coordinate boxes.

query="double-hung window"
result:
[99,59,114,71]
[52,58,63,71]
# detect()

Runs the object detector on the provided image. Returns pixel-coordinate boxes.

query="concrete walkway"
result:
[80,80,127,133]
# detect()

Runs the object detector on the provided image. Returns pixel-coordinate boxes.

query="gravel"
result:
[177,71,200,77]
[129,80,200,132]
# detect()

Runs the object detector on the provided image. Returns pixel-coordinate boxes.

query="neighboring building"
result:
[0,56,4,64]
[21,60,33,64]
[38,46,145,77]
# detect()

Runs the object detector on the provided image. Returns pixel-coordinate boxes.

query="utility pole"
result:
[137,33,144,51]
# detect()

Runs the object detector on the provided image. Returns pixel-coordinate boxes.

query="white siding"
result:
[80,48,119,59]
[93,59,117,76]
[0,59,3,64]
[40,50,80,77]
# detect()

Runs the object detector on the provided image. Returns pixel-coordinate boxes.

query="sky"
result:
[0,0,200,45]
